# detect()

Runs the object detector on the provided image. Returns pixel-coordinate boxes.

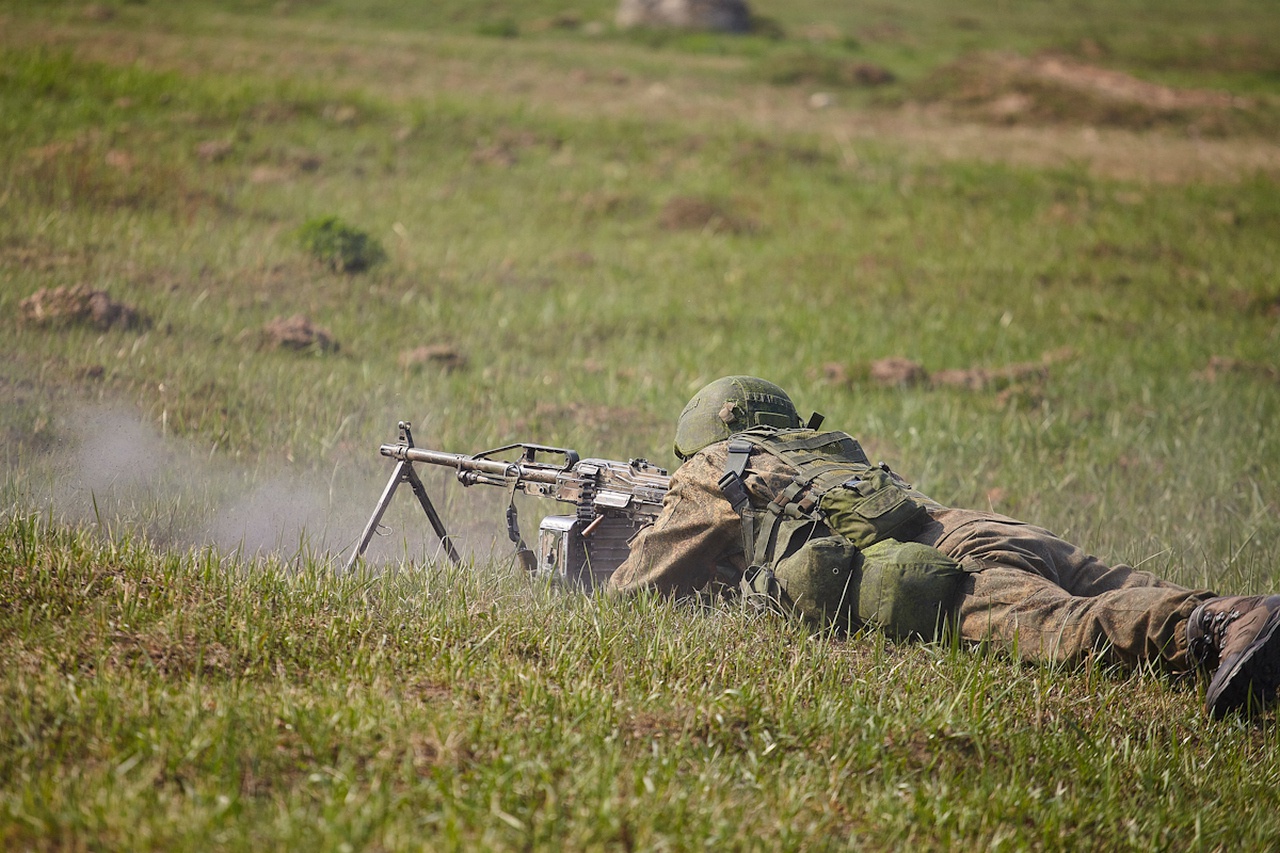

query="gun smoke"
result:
[10,403,518,569]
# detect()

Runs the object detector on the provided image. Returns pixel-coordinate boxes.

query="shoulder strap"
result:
[718,429,874,567]
[747,430,872,520]
[718,438,757,564]
[750,429,869,467]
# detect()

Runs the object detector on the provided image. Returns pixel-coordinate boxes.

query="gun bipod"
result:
[344,421,461,571]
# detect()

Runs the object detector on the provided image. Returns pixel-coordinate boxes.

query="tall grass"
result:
[3,513,1280,849]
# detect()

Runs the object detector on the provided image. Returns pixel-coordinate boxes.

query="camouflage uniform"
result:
[610,439,1215,671]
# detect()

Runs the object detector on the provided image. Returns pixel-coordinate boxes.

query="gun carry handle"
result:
[471,442,580,470]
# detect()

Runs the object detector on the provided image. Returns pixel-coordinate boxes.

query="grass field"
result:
[2,1,1280,849]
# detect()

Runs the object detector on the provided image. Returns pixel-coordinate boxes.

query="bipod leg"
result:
[401,461,462,565]
[345,461,406,572]
[345,460,461,571]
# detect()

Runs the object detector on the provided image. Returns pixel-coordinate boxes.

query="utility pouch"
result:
[720,428,953,639]
[754,524,962,640]
[747,518,861,629]
[855,539,965,641]
[818,467,930,550]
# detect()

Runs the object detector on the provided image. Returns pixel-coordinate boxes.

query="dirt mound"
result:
[1196,355,1280,384]
[616,0,751,33]
[659,195,757,235]
[261,314,339,353]
[19,285,148,331]
[398,344,467,372]
[863,355,1048,391]
[1026,55,1239,111]
[914,52,1261,134]
[818,349,1075,400]
[867,357,929,387]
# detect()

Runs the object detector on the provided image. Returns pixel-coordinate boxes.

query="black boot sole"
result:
[1206,609,1280,719]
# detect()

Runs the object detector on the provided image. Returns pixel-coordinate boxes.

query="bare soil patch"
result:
[1197,355,1280,385]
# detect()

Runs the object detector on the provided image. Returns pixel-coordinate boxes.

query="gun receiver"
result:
[346,421,670,588]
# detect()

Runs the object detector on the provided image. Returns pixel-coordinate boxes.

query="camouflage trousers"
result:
[918,509,1215,671]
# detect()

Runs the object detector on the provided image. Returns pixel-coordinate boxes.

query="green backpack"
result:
[720,428,966,640]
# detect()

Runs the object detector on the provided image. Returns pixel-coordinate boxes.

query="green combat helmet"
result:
[674,376,802,460]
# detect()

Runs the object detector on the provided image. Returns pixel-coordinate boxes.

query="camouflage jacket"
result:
[609,437,956,598]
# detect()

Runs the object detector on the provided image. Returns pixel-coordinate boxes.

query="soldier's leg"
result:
[927,511,1213,669]
[954,565,1207,668]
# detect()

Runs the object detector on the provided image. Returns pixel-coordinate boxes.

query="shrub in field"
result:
[296,215,385,273]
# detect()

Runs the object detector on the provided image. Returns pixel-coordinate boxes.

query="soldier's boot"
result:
[1186,595,1280,718]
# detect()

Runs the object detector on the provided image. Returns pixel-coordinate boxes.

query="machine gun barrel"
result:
[379,443,562,488]
[348,420,668,587]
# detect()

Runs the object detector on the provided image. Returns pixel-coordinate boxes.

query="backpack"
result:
[718,428,966,639]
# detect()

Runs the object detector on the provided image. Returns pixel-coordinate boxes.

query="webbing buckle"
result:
[718,470,751,513]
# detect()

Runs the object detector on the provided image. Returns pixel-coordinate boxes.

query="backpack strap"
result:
[767,465,867,517]
[719,428,897,571]
[718,429,868,567]
[717,438,758,565]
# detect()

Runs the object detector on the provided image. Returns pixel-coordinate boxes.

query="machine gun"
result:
[345,421,670,588]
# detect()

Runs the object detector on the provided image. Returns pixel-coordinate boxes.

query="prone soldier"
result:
[609,376,1280,718]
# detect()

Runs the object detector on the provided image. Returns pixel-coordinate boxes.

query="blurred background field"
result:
[2,1,1279,849]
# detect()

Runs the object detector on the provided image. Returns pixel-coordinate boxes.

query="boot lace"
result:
[1189,606,1239,671]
